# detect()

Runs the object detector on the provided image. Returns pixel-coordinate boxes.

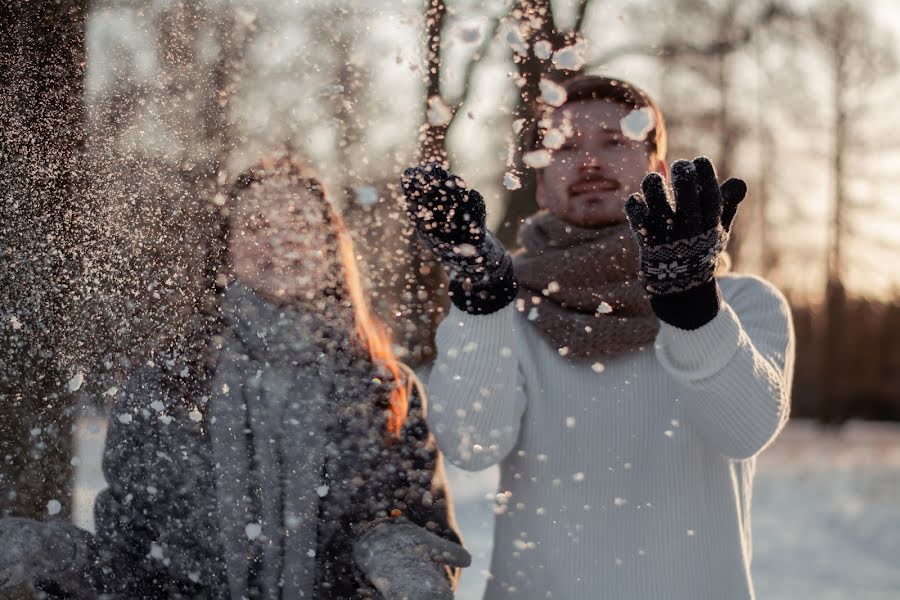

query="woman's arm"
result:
[392,386,466,558]
[1,365,222,597]
[318,366,470,599]
[352,386,471,600]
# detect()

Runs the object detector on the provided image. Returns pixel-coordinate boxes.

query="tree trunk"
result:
[0,1,86,526]
[757,127,777,276]
[495,0,582,249]
[822,43,849,423]
[397,0,451,366]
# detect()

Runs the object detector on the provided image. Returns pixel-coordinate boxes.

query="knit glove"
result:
[625,157,747,330]
[353,519,471,600]
[0,517,93,593]
[401,163,518,315]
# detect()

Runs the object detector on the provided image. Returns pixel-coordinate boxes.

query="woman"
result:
[0,157,468,599]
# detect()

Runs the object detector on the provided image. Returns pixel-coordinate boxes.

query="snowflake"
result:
[651,261,688,280]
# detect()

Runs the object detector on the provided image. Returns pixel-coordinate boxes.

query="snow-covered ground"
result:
[74,419,900,599]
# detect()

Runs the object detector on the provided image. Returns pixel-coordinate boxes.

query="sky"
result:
[86,0,900,301]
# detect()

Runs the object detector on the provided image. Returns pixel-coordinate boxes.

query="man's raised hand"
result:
[401,163,517,315]
[624,157,747,329]
[625,156,746,296]
[401,163,486,249]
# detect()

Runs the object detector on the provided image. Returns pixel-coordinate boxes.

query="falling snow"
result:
[552,42,588,71]
[503,172,522,190]
[245,523,262,540]
[457,24,483,45]
[426,95,453,126]
[523,149,552,169]
[539,79,567,107]
[620,107,655,142]
[542,128,566,149]
[0,3,883,599]
[67,372,85,393]
[534,40,553,60]
[504,23,528,57]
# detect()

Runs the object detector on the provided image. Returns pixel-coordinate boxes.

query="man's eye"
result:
[558,143,576,151]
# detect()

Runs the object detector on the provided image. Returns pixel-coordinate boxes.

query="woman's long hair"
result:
[204,156,410,436]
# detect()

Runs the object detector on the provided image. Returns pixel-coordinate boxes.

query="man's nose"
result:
[578,156,604,173]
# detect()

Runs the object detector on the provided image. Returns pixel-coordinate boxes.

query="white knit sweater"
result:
[427,274,794,600]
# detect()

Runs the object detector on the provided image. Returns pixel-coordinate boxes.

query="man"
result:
[401,75,794,599]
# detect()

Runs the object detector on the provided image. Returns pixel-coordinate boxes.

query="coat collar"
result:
[222,283,334,365]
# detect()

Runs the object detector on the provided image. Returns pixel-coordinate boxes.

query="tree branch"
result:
[588,1,789,67]
[590,36,748,68]
[448,15,502,112]
[420,0,448,165]
[574,0,591,34]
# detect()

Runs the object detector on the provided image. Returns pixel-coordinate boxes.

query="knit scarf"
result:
[513,212,660,360]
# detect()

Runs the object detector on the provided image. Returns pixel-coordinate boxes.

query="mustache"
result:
[569,172,621,195]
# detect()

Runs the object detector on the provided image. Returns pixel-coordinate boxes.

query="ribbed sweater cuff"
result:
[437,303,518,350]
[654,301,743,382]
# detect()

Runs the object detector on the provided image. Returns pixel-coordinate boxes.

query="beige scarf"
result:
[513,212,660,360]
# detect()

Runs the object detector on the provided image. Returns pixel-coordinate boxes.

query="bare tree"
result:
[387,0,596,358]
[495,0,593,247]
[808,0,898,422]
[388,0,456,365]
[383,0,504,364]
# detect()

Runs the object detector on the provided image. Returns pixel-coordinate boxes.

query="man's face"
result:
[536,99,660,227]
[229,178,333,303]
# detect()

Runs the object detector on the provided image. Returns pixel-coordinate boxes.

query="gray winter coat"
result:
[44,285,460,599]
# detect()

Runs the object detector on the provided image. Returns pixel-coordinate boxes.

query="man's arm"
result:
[626,157,793,459]
[427,304,527,470]
[401,164,527,471]
[655,276,794,459]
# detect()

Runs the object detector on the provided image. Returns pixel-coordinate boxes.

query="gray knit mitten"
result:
[402,163,517,315]
[0,517,93,593]
[625,157,747,329]
[353,519,471,600]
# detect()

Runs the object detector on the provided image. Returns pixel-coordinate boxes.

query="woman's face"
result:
[229,177,334,303]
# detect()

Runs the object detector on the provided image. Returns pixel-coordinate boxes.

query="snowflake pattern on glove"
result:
[641,227,729,294]
[625,157,746,297]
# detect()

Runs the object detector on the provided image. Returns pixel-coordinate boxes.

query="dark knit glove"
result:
[401,163,518,315]
[625,157,747,330]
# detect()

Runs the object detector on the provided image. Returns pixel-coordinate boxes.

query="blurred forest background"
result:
[2,0,899,526]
